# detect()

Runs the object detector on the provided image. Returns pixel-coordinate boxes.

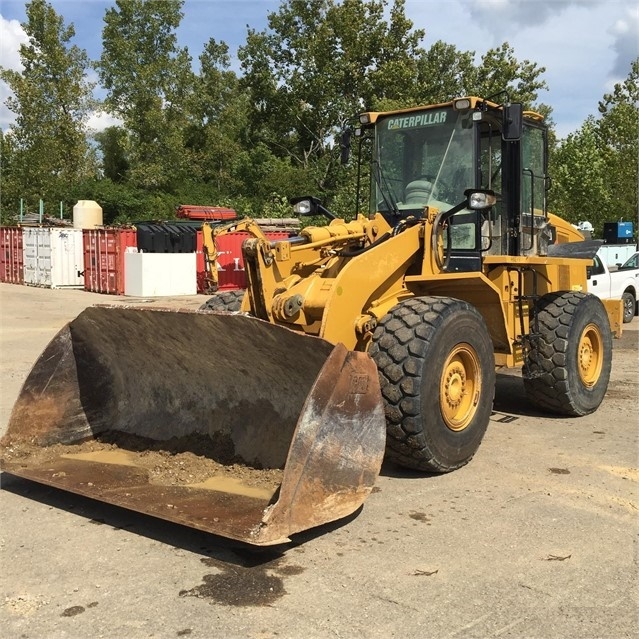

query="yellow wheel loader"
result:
[0,96,621,546]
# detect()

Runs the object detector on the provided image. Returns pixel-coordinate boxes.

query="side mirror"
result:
[465,189,497,210]
[586,265,593,280]
[290,196,321,216]
[290,196,337,220]
[502,103,523,141]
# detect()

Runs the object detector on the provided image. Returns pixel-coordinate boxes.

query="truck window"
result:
[591,255,606,276]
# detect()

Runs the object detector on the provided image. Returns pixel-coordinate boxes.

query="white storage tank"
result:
[22,227,84,288]
[73,200,103,229]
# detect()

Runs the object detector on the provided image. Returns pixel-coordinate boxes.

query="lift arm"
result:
[202,219,270,292]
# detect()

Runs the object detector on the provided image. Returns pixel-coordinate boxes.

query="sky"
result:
[0,0,637,139]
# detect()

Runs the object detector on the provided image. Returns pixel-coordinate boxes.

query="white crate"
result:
[124,252,197,296]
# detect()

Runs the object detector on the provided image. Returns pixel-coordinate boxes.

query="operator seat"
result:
[404,179,435,206]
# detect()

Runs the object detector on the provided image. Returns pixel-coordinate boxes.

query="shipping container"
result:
[196,230,291,292]
[83,228,137,295]
[0,227,24,284]
[23,227,84,288]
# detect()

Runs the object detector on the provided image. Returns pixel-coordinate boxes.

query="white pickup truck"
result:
[588,251,639,323]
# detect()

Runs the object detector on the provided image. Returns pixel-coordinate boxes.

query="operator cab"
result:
[361,97,551,272]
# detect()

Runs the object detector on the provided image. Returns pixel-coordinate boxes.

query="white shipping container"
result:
[124,252,197,296]
[22,227,85,288]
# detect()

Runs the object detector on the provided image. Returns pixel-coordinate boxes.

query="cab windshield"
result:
[371,106,475,217]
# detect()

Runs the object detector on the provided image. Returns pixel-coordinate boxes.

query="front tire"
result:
[622,291,635,323]
[370,296,495,473]
[523,292,612,416]
[198,289,245,312]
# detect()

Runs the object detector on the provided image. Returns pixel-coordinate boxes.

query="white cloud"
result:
[407,1,634,138]
[0,15,29,130]
[608,6,639,79]
[86,110,123,133]
[467,0,605,36]
[0,15,27,71]
[0,13,117,133]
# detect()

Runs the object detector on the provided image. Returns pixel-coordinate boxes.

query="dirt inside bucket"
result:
[0,431,284,491]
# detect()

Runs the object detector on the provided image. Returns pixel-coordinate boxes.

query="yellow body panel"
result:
[230,210,608,366]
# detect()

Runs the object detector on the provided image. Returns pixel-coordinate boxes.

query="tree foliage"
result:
[550,58,638,237]
[94,126,130,183]
[596,58,639,227]
[238,0,427,202]
[0,0,96,216]
[238,0,549,214]
[98,0,195,190]
[183,39,250,195]
[0,1,636,234]
[550,117,610,226]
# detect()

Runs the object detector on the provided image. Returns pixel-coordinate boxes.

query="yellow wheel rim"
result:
[440,344,482,432]
[578,322,604,387]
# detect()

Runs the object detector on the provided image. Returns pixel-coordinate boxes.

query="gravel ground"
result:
[1,282,637,639]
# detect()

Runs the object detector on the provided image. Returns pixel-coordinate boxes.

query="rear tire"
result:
[199,289,245,312]
[523,292,612,416]
[622,291,635,323]
[369,296,495,473]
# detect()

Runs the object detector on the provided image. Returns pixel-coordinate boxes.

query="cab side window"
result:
[521,125,546,216]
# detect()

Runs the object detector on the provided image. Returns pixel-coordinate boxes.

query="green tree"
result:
[237,1,552,218]
[403,40,476,109]
[238,0,426,205]
[94,126,130,183]
[98,0,195,190]
[550,116,610,228]
[596,58,639,231]
[184,39,249,196]
[467,42,548,109]
[0,130,19,223]
[549,59,638,238]
[0,0,96,214]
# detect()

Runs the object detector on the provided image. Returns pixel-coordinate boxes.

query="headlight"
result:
[453,98,471,111]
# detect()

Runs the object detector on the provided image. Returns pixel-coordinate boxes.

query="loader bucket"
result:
[0,306,386,546]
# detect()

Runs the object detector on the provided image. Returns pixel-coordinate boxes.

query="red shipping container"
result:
[196,231,290,293]
[83,228,137,295]
[0,227,24,284]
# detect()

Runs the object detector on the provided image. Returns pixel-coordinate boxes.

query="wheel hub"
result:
[579,340,593,373]
[444,366,466,408]
[578,323,603,387]
[440,344,481,432]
